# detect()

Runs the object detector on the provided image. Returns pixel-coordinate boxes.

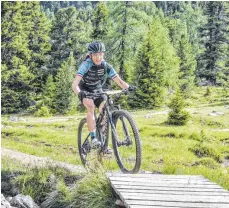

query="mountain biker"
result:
[72,41,131,152]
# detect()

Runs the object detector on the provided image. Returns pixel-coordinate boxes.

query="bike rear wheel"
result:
[112,110,141,173]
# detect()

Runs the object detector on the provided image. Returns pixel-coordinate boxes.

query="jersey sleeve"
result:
[76,61,89,77]
[106,63,117,79]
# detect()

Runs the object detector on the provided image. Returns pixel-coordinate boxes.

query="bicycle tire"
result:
[78,118,88,166]
[78,117,109,167]
[112,110,141,173]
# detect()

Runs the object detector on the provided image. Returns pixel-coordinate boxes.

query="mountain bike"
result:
[77,89,142,174]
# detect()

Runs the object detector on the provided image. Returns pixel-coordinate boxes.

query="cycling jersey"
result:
[77,58,117,91]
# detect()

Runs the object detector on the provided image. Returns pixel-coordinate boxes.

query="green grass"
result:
[2,87,229,191]
[1,157,115,208]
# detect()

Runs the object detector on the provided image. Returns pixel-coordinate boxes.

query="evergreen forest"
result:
[1,1,229,115]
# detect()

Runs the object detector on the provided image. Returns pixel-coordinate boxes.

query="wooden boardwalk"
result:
[108,174,229,208]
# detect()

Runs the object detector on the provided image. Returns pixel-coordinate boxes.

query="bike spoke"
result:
[114,115,137,171]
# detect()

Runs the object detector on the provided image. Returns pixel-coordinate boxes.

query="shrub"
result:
[34,105,52,117]
[167,91,190,125]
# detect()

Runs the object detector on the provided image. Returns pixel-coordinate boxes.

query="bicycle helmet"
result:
[88,41,105,54]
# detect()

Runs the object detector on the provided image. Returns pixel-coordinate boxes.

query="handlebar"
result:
[84,89,127,97]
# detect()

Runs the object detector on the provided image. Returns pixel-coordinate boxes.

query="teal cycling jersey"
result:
[77,58,117,91]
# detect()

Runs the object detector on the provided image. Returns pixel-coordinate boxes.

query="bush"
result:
[34,105,52,117]
[167,91,190,125]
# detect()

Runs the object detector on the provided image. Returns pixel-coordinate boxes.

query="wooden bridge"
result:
[107,173,229,208]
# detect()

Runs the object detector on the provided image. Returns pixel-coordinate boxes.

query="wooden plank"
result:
[121,192,229,203]
[108,174,229,208]
[129,206,181,208]
[107,173,205,179]
[111,180,222,189]
[114,184,229,193]
[126,200,228,208]
[109,176,213,184]
[115,188,229,196]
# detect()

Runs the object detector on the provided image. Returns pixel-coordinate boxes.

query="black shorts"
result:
[79,86,107,108]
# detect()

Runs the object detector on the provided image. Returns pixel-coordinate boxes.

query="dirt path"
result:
[1,147,86,173]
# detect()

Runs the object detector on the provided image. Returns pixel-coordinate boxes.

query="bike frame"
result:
[82,90,131,151]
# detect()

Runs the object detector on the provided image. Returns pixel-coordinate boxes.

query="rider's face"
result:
[91,52,104,65]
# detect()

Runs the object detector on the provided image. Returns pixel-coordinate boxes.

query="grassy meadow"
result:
[2,87,229,191]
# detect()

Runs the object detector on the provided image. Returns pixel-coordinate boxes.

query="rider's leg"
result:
[82,98,95,132]
[82,98,101,148]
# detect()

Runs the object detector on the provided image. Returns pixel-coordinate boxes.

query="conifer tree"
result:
[107,1,153,82]
[177,32,196,94]
[41,74,56,112]
[91,2,109,41]
[48,7,90,76]
[55,53,75,114]
[133,18,180,108]
[167,91,190,126]
[21,2,51,92]
[197,2,229,85]
[1,2,50,113]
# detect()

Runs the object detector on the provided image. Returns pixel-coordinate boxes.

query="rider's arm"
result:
[72,75,82,94]
[113,75,129,89]
[73,60,90,94]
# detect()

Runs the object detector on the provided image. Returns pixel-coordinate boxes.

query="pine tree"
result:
[48,7,90,76]
[106,1,154,82]
[197,2,229,85]
[21,2,51,93]
[41,74,56,112]
[91,2,109,41]
[167,91,190,126]
[55,53,75,114]
[177,32,196,94]
[133,18,180,108]
[1,3,32,113]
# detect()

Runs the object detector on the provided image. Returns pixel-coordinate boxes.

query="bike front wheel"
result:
[112,110,141,173]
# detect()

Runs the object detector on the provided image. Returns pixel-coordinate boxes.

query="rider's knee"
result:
[83,100,95,113]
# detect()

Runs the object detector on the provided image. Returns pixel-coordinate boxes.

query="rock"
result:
[8,116,26,122]
[9,187,20,196]
[40,191,58,208]
[209,111,225,116]
[1,181,12,192]
[10,194,40,208]
[115,199,125,207]
[9,116,19,122]
[6,197,12,203]
[145,113,151,118]
[1,194,11,208]
[47,174,57,189]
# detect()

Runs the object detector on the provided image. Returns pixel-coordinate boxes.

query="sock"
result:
[90,131,96,140]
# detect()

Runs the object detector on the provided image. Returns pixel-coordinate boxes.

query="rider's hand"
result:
[128,85,137,92]
[78,91,87,101]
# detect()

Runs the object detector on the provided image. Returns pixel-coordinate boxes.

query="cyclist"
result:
[72,41,130,151]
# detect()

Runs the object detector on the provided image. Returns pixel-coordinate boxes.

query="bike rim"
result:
[79,121,100,168]
[114,115,138,172]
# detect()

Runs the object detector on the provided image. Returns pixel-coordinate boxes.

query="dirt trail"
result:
[1,147,86,173]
